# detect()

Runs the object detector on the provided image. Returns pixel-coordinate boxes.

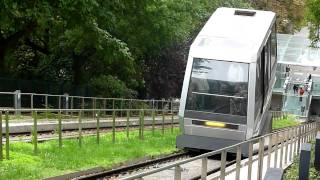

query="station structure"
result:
[271,32,320,121]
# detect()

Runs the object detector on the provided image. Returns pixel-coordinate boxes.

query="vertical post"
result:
[274,132,279,168]
[152,110,155,135]
[64,93,69,115]
[139,110,143,140]
[162,109,165,135]
[174,165,182,180]
[31,94,34,110]
[93,98,96,120]
[298,126,302,153]
[70,97,73,117]
[171,101,174,133]
[33,111,38,155]
[5,111,9,159]
[78,110,82,147]
[141,110,144,140]
[201,157,207,180]
[289,128,293,162]
[279,132,284,168]
[315,133,320,171]
[112,110,115,143]
[267,134,272,168]
[58,110,62,148]
[103,99,107,116]
[45,95,48,120]
[14,90,21,116]
[247,142,253,180]
[93,112,98,145]
[284,130,289,165]
[298,143,311,180]
[220,150,227,180]
[0,111,2,161]
[294,127,298,155]
[81,98,84,109]
[126,110,130,138]
[235,146,241,180]
[257,138,264,180]
[58,96,61,110]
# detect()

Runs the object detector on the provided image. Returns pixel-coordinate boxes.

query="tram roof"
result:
[190,7,276,63]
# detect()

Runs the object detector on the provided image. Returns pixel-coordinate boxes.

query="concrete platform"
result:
[1,116,179,134]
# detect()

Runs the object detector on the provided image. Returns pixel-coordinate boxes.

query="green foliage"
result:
[306,0,320,47]
[0,0,251,98]
[272,115,301,130]
[0,128,179,179]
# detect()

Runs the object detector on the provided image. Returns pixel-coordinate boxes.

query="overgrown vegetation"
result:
[272,115,301,130]
[284,141,320,179]
[0,0,250,98]
[0,128,179,179]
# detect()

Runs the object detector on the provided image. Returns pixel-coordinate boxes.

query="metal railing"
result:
[0,108,180,160]
[120,121,319,180]
[0,91,180,115]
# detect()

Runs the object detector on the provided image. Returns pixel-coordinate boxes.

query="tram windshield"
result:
[186,58,249,116]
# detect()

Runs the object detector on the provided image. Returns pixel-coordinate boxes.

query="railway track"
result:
[5,124,179,143]
[45,152,190,180]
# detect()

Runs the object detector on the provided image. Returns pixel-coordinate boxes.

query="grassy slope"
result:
[272,115,301,130]
[0,129,179,180]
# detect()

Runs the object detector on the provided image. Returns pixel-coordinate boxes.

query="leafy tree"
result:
[306,0,320,47]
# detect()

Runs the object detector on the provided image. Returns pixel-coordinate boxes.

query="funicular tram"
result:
[176,7,277,152]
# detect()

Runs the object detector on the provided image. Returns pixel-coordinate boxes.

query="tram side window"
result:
[255,56,263,119]
[271,24,277,70]
[185,58,249,116]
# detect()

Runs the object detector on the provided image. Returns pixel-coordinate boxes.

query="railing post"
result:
[258,138,264,180]
[14,90,21,116]
[274,132,279,168]
[126,110,130,138]
[174,165,182,180]
[220,150,227,180]
[45,95,48,120]
[5,111,9,159]
[162,109,165,135]
[96,111,100,144]
[33,111,38,155]
[201,157,207,180]
[78,110,82,147]
[58,110,62,148]
[267,134,272,168]
[112,110,116,143]
[31,94,34,110]
[235,145,241,180]
[247,141,254,180]
[279,132,284,168]
[315,132,320,171]
[141,110,144,140]
[299,143,311,180]
[0,111,2,161]
[152,110,155,135]
[64,93,69,115]
[171,101,174,134]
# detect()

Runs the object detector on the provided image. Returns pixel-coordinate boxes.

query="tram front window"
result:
[186,58,249,116]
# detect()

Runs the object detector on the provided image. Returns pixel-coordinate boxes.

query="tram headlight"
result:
[204,121,226,128]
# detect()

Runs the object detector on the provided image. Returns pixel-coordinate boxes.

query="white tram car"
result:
[176,7,277,152]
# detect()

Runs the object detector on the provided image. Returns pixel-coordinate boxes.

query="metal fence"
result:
[0,91,179,115]
[0,108,179,160]
[120,121,319,180]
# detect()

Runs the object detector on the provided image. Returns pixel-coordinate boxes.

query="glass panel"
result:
[186,58,249,116]
[189,58,249,97]
[186,93,247,116]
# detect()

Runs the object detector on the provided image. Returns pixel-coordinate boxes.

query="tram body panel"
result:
[176,7,277,152]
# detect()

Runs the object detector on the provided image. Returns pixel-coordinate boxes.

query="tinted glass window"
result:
[271,24,277,70]
[186,58,249,116]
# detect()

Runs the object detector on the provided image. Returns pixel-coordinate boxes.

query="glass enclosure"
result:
[185,58,249,117]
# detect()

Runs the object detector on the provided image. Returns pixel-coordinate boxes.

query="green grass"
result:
[284,141,320,179]
[0,128,180,180]
[272,115,301,130]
